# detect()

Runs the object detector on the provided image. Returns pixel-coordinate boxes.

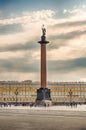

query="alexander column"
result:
[36,26,51,104]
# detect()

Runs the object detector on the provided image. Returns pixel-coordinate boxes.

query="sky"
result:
[0,0,86,82]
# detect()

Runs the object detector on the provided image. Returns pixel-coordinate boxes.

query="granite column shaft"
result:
[41,44,46,88]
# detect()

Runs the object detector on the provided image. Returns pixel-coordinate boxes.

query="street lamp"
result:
[4,97,6,106]
[29,81,32,103]
[15,89,18,106]
[68,89,73,105]
[9,85,11,104]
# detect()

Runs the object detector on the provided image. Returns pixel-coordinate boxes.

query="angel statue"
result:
[42,25,46,36]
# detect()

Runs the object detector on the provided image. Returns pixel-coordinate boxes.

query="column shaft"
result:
[41,44,46,88]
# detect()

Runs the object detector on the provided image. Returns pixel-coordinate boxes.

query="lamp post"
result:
[68,89,73,105]
[29,81,32,103]
[4,97,6,106]
[15,89,18,106]
[9,84,11,104]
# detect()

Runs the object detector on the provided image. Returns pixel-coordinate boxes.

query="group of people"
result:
[0,103,12,107]
[65,101,78,108]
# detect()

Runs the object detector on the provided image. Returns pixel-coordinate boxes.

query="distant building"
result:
[0,81,86,104]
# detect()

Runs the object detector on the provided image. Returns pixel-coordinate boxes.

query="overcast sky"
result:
[0,0,86,82]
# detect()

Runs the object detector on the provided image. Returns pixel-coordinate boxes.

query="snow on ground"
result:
[0,104,86,111]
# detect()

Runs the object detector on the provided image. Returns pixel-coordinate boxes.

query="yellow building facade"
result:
[0,81,86,104]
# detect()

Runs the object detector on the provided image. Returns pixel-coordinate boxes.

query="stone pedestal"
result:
[37,87,51,100]
[36,87,51,106]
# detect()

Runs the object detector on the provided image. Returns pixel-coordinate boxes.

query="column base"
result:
[36,87,52,106]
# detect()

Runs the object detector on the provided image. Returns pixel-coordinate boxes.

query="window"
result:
[20,91,23,96]
[78,92,80,96]
[3,91,7,97]
[26,91,28,96]
[10,91,12,96]
[62,92,65,96]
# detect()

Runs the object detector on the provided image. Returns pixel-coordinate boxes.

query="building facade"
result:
[0,81,86,104]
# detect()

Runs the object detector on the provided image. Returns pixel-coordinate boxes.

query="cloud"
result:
[0,10,55,26]
[0,41,38,52]
[0,9,56,46]
[0,57,40,73]
[0,24,23,35]
[50,30,86,40]
[48,57,86,73]
[51,20,86,28]
[63,6,86,19]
